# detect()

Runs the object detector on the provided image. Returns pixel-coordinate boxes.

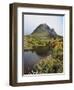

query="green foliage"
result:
[51,38,63,61]
[24,35,63,74]
[24,35,50,49]
[32,56,63,74]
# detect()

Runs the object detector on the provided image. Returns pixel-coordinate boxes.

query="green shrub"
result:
[32,56,63,74]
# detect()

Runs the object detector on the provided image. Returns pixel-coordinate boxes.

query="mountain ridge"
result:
[31,23,58,38]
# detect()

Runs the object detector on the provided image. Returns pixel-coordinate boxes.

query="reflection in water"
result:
[34,46,50,57]
[24,46,50,74]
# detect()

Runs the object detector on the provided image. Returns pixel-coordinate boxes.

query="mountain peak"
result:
[38,23,50,29]
[31,23,57,37]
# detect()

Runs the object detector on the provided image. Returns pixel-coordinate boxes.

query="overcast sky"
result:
[24,14,64,36]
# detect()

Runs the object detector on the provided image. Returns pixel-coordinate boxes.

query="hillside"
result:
[24,23,63,49]
[31,23,57,38]
[24,23,63,74]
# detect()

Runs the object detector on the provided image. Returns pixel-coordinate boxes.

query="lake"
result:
[23,46,50,74]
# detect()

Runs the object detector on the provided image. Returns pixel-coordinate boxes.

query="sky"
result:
[24,14,64,36]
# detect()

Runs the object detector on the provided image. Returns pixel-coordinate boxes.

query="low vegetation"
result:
[24,35,63,74]
[24,23,63,74]
[32,56,63,74]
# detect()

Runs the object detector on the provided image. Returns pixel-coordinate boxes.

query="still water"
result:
[23,46,50,74]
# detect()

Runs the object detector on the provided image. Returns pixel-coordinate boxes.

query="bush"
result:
[32,56,63,74]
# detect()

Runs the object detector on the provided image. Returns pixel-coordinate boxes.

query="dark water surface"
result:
[23,46,50,74]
